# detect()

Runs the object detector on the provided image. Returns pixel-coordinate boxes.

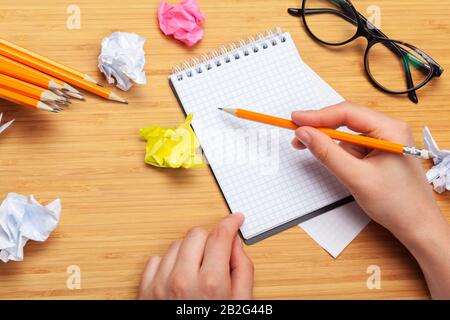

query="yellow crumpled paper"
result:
[139,113,205,168]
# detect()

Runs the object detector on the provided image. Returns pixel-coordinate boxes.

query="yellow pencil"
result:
[0,37,101,85]
[0,73,67,104]
[0,45,126,103]
[0,86,62,112]
[0,54,81,95]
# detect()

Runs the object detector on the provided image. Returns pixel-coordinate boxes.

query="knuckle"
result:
[152,284,166,300]
[338,100,356,112]
[211,223,231,240]
[187,226,207,239]
[168,272,189,297]
[147,256,160,266]
[315,145,330,164]
[202,274,221,295]
[169,240,182,251]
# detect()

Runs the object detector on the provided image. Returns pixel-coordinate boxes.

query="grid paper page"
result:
[170,32,353,240]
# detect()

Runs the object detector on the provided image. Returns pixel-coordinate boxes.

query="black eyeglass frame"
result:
[289,0,444,103]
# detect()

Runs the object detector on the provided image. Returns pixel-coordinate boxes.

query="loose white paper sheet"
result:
[300,201,371,258]
[98,31,147,91]
[0,193,61,263]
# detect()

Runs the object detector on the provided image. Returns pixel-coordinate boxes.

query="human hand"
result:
[291,101,446,242]
[138,213,254,300]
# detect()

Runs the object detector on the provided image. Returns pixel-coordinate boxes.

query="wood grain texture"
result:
[0,0,449,299]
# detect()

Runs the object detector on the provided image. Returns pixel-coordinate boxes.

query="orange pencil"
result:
[0,73,67,104]
[0,55,80,95]
[219,108,433,159]
[0,86,62,112]
[0,45,126,103]
[0,37,101,85]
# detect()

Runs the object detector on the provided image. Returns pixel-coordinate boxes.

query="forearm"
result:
[396,215,450,300]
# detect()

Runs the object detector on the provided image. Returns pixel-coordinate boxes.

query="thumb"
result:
[230,236,254,300]
[295,126,363,186]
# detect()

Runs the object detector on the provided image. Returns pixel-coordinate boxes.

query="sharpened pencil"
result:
[0,45,126,103]
[0,86,62,112]
[0,73,67,103]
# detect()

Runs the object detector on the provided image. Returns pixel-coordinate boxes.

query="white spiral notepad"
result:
[169,28,368,247]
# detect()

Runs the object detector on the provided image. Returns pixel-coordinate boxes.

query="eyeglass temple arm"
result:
[402,58,419,103]
[356,13,419,102]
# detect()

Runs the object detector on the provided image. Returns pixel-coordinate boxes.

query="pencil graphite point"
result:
[42,91,64,103]
[62,83,82,95]
[84,74,99,85]
[47,80,65,91]
[109,92,128,104]
[218,108,236,116]
[37,101,60,113]
[65,91,85,100]
[57,100,69,106]
[51,89,65,97]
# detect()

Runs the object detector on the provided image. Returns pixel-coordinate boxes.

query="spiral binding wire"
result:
[171,27,286,81]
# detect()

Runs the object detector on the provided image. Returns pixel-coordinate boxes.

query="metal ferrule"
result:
[403,146,433,160]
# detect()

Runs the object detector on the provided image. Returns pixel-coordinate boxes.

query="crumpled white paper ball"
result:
[98,32,147,91]
[0,193,61,263]
[423,127,450,194]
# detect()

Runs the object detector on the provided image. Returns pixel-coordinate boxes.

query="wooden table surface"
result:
[0,0,449,299]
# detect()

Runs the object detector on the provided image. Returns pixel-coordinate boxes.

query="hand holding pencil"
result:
[291,103,450,297]
[226,102,446,256]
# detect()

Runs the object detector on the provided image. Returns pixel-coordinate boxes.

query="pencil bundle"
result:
[0,37,127,113]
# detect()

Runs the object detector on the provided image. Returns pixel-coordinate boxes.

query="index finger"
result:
[200,213,245,275]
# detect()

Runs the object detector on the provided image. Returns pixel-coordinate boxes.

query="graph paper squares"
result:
[170,32,350,240]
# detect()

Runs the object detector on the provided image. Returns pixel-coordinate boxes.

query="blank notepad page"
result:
[170,31,352,242]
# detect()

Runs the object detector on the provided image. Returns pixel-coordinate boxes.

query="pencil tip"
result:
[218,108,236,116]
[64,91,85,100]
[109,92,128,104]
[62,84,82,95]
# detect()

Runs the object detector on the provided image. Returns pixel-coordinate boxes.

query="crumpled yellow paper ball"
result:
[139,113,205,168]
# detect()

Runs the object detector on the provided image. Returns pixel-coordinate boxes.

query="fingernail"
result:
[296,129,311,146]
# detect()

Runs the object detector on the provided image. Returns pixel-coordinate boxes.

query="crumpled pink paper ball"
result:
[157,0,206,47]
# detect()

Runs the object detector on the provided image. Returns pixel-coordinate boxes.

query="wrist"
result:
[394,211,450,258]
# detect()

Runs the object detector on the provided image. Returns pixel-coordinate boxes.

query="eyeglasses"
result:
[288,0,444,103]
